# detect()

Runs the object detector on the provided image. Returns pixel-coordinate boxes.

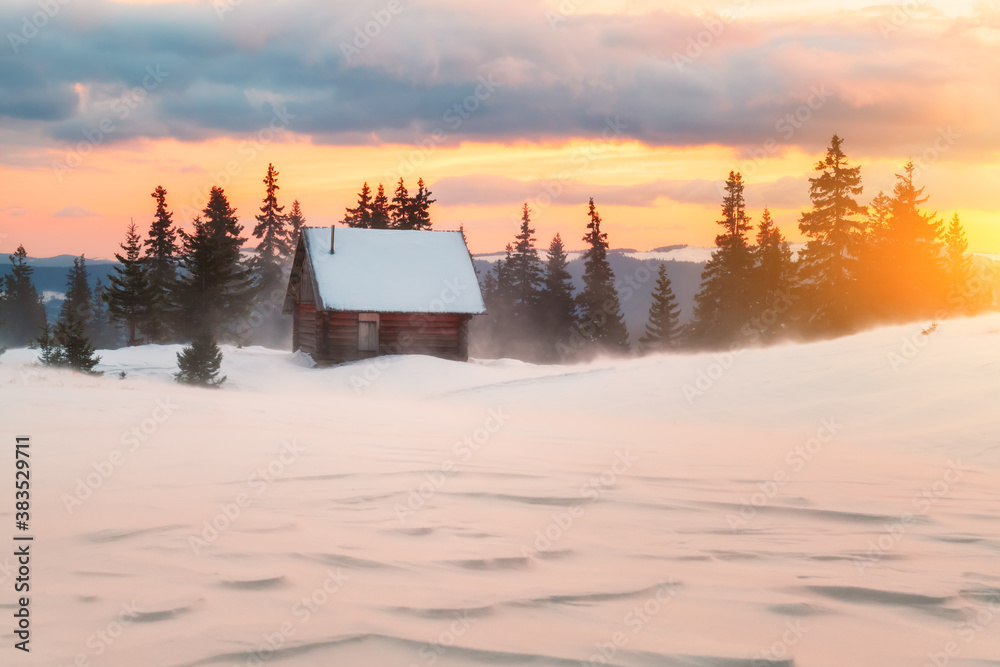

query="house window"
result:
[358,313,379,352]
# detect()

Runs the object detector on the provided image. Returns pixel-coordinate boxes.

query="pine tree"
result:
[36,319,64,366]
[866,191,893,243]
[390,178,412,229]
[577,198,630,353]
[689,171,754,347]
[880,161,946,321]
[90,277,118,349]
[59,255,94,331]
[943,213,985,314]
[344,182,374,228]
[106,222,152,346]
[944,213,971,287]
[0,245,46,347]
[371,183,391,229]
[410,178,435,230]
[493,244,516,316]
[175,187,257,339]
[486,205,548,359]
[144,186,180,343]
[252,163,291,293]
[285,200,306,250]
[41,307,101,373]
[797,135,867,334]
[477,248,516,357]
[507,204,544,323]
[175,331,226,387]
[459,224,473,260]
[54,318,102,374]
[540,233,578,360]
[480,265,499,306]
[857,190,893,320]
[749,208,795,340]
[639,263,681,352]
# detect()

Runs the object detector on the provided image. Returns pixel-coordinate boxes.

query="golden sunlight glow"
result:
[3,136,998,258]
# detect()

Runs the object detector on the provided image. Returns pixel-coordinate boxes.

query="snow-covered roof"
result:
[293,227,485,314]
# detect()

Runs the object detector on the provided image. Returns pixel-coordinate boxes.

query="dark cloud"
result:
[0,79,78,121]
[0,0,996,157]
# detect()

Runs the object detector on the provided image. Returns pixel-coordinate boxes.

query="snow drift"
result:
[2,314,1000,666]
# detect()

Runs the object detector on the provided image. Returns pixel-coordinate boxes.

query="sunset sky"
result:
[1,0,999,258]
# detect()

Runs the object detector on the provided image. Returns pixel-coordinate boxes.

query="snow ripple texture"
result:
[2,315,1000,666]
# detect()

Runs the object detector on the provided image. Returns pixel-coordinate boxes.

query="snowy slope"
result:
[2,315,1000,666]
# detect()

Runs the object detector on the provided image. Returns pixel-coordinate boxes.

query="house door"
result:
[358,313,379,353]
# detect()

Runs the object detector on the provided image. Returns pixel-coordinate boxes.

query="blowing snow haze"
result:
[3,317,1000,664]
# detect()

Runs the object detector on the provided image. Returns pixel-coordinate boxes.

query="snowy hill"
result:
[2,314,1000,665]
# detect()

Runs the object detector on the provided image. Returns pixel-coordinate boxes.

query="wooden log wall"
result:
[294,303,318,355]
[293,308,475,364]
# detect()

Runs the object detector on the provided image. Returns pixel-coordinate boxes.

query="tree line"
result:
[342,178,434,229]
[0,168,440,380]
[0,135,993,373]
[476,199,639,362]
[475,135,992,362]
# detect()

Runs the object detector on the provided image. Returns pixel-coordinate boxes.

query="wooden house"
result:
[283,226,486,364]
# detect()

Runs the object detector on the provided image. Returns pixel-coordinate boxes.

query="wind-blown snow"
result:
[3,315,1000,666]
[301,227,485,314]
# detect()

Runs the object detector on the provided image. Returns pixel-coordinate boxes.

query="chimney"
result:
[330,225,335,254]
